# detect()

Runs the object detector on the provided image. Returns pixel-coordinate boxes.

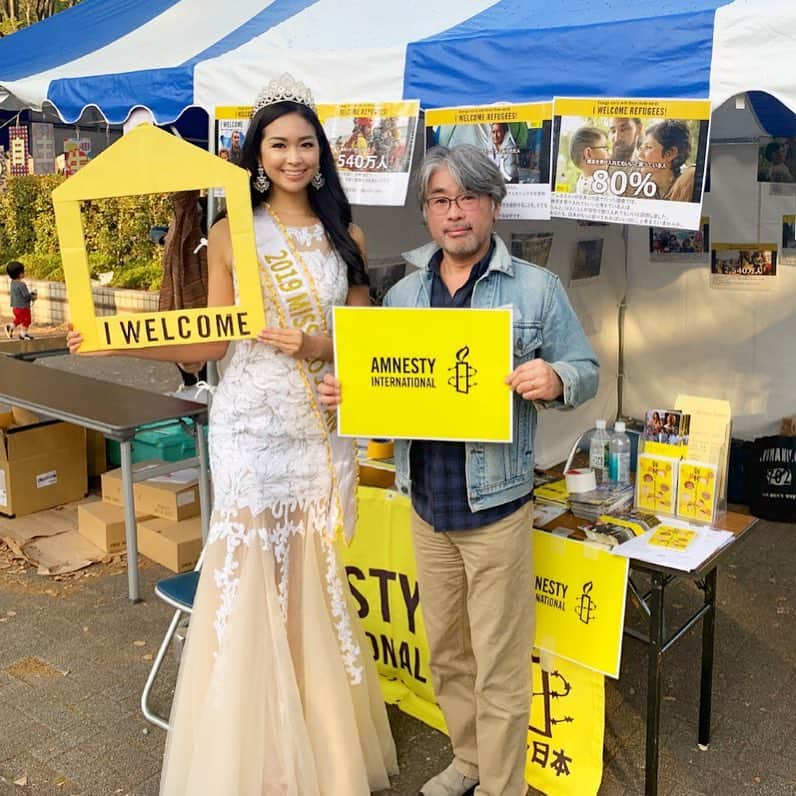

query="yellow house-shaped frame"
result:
[52,124,264,351]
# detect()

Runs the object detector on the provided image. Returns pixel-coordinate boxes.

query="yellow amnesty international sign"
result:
[333,307,513,441]
[532,530,628,678]
[52,124,265,352]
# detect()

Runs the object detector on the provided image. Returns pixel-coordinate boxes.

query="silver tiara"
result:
[251,73,316,116]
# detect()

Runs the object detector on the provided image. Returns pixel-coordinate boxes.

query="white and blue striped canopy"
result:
[0,0,794,125]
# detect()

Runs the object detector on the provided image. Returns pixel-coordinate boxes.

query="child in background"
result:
[5,261,37,340]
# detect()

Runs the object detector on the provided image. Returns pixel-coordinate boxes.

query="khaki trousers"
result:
[411,503,534,796]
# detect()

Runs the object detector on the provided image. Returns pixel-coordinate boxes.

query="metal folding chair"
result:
[140,562,202,730]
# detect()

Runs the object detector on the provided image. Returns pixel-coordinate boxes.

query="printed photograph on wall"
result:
[757,137,796,183]
[571,239,603,282]
[649,217,709,261]
[782,215,796,265]
[511,232,554,267]
[710,243,778,291]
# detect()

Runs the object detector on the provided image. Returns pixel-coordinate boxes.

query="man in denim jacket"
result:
[321,144,598,796]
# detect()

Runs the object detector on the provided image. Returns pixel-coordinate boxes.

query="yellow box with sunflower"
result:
[636,453,678,515]
[676,460,718,524]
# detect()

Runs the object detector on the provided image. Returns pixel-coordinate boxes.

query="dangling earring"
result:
[311,170,325,190]
[254,164,270,193]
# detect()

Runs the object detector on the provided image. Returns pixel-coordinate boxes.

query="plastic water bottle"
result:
[608,421,631,485]
[588,419,610,483]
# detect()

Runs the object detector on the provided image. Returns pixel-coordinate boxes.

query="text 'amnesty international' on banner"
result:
[550,98,710,230]
[316,101,420,206]
[425,103,553,220]
[531,530,628,679]
[332,307,513,442]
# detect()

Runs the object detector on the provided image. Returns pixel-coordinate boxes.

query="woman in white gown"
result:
[68,75,397,794]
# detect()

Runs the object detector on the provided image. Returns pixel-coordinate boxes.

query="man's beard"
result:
[613,141,637,160]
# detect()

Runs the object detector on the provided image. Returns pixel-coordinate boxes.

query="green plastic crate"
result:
[106,419,205,466]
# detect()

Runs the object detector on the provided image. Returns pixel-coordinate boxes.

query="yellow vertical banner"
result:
[526,652,605,796]
[344,488,609,794]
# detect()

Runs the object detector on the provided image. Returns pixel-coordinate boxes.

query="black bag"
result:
[748,435,796,522]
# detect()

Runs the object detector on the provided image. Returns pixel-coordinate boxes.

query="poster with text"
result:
[710,243,778,291]
[425,103,552,219]
[214,107,252,198]
[317,101,419,206]
[782,216,796,265]
[9,126,30,176]
[650,216,710,261]
[551,98,710,229]
[30,122,56,174]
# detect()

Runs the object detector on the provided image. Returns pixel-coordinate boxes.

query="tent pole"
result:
[205,110,219,391]
[617,224,628,420]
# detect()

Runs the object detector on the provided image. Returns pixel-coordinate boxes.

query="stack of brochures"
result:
[533,476,569,507]
[569,482,634,522]
[582,509,661,549]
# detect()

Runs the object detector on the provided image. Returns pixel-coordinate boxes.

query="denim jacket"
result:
[383,235,599,512]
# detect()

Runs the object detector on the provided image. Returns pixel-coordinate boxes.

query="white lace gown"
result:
[159,209,397,795]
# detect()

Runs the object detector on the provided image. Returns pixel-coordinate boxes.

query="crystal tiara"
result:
[251,73,316,116]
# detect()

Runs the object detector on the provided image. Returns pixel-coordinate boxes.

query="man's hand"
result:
[318,373,342,408]
[505,358,563,402]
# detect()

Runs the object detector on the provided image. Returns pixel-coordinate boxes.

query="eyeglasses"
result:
[424,192,483,215]
[588,145,609,152]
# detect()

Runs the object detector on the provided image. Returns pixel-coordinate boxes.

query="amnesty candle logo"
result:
[333,307,513,442]
[448,346,477,394]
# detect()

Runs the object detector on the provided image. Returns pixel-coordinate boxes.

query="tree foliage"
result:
[0,0,81,35]
[0,175,169,290]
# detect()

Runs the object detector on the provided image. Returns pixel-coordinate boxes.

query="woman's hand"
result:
[257,327,313,359]
[66,324,111,357]
[318,373,342,408]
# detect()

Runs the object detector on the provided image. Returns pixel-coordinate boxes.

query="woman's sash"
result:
[256,210,357,543]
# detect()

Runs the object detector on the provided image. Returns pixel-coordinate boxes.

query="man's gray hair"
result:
[416,144,507,210]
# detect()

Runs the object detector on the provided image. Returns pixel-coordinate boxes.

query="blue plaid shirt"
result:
[410,243,532,531]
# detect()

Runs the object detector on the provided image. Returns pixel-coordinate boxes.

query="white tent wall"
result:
[623,99,796,439]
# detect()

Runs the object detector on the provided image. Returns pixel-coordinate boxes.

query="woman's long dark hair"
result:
[240,100,368,287]
[645,120,691,177]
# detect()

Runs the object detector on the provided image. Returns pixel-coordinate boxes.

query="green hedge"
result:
[0,175,170,291]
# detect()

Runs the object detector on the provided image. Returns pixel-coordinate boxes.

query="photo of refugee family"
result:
[649,219,710,257]
[555,115,706,203]
[644,409,690,445]
[710,247,777,276]
[427,121,551,185]
[216,121,246,165]
[326,114,414,173]
[757,137,796,183]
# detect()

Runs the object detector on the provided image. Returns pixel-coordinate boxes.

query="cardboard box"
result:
[101,459,166,505]
[85,429,109,478]
[101,460,200,521]
[137,516,202,573]
[0,407,87,517]
[77,499,154,554]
